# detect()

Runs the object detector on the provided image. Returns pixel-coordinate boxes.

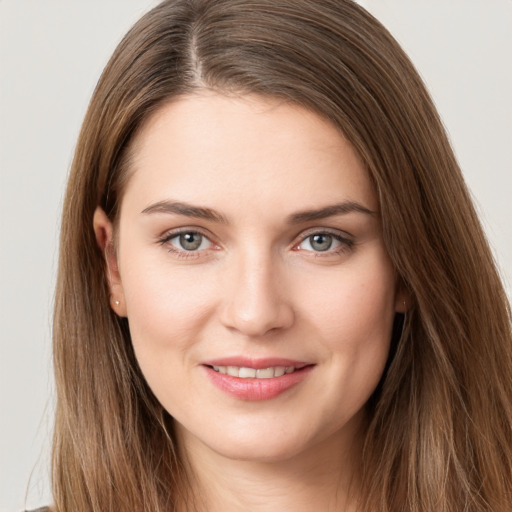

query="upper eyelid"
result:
[158,226,215,242]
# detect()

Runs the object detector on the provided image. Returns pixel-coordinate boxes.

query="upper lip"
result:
[202,357,312,370]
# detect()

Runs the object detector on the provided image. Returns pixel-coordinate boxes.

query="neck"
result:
[175,421,363,512]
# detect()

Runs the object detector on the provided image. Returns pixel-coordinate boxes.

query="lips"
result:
[211,365,296,378]
[202,357,314,401]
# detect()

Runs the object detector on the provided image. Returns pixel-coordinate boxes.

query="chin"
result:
[211,436,310,463]
[187,415,353,465]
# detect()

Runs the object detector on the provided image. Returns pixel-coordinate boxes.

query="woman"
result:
[46,0,512,511]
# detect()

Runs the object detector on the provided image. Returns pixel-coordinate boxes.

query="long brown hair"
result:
[52,1,512,511]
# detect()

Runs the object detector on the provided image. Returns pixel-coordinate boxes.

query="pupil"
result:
[311,234,332,251]
[180,233,202,250]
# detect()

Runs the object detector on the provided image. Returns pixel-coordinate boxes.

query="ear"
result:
[93,207,127,317]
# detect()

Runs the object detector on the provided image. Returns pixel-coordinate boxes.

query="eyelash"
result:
[157,228,354,259]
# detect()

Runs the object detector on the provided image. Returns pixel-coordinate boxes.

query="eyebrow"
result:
[286,201,376,224]
[141,200,228,223]
[141,199,375,224]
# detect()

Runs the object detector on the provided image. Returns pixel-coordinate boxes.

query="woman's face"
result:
[97,93,404,463]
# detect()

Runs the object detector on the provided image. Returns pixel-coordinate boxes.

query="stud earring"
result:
[114,300,120,306]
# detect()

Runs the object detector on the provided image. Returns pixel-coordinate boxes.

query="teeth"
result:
[227,366,239,377]
[274,367,285,377]
[239,367,256,378]
[211,365,295,378]
[256,367,274,378]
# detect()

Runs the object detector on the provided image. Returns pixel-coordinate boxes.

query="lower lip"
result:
[203,365,314,401]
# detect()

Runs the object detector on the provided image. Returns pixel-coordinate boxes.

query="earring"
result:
[114,300,120,306]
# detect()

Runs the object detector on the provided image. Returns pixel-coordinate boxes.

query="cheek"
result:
[297,249,397,397]
[302,259,396,422]
[303,257,395,341]
[118,246,219,356]
[118,256,218,409]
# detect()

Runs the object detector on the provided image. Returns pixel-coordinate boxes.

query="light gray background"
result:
[1,1,510,510]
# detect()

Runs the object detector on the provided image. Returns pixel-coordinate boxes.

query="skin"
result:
[94,92,406,511]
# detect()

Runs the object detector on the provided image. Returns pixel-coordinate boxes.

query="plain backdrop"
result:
[1,1,510,510]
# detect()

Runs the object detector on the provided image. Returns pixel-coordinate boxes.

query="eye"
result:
[158,230,216,256]
[304,234,335,252]
[296,231,353,254]
[175,232,208,251]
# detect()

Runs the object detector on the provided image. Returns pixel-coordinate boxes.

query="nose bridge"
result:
[220,245,294,337]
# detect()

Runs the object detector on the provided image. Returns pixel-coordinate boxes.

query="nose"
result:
[219,252,295,338]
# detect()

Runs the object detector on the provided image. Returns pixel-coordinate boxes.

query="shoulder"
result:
[25,508,51,512]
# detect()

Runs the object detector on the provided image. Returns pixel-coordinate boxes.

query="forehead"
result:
[121,92,378,218]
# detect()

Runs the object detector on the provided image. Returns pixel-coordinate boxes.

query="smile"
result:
[210,365,297,378]
[203,360,314,401]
